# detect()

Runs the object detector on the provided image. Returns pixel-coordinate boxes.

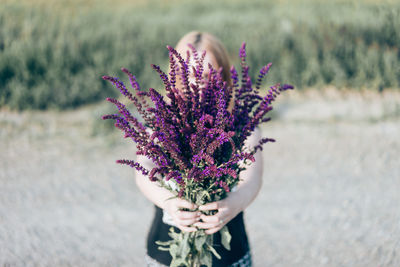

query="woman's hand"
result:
[164,198,201,233]
[193,194,243,235]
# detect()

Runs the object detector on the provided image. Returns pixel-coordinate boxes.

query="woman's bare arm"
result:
[226,127,264,211]
[135,155,200,232]
[134,156,174,209]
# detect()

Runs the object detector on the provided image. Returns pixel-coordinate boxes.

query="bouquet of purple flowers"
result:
[102,43,293,267]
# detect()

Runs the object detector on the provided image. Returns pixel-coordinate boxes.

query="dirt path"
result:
[1,89,399,266]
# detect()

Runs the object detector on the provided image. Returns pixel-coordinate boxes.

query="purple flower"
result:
[116,159,149,175]
[239,42,246,59]
[103,41,293,200]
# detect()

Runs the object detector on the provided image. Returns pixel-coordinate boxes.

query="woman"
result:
[136,31,263,267]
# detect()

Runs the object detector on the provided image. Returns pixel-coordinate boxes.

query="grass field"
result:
[1,0,399,110]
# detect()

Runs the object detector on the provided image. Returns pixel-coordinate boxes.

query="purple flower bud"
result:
[239,42,246,59]
[282,84,294,90]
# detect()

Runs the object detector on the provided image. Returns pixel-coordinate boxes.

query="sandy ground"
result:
[0,88,399,267]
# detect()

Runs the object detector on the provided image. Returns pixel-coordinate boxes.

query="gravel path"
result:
[1,89,399,266]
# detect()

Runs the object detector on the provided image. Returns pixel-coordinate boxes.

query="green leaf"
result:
[196,191,206,206]
[220,226,232,251]
[200,250,212,267]
[168,227,180,240]
[155,240,174,246]
[170,244,179,259]
[178,232,184,242]
[206,243,221,260]
[204,191,211,202]
[157,246,170,251]
[170,257,186,267]
[180,232,190,258]
[195,234,207,251]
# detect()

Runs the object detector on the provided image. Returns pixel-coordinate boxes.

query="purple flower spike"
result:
[103,42,294,216]
[239,42,247,59]
[121,68,141,92]
[102,114,120,120]
[116,159,149,175]
[256,63,272,90]
[282,84,294,90]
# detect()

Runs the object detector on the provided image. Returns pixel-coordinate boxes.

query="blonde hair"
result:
[173,31,234,110]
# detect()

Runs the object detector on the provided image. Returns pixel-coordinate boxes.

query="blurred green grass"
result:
[0,0,399,110]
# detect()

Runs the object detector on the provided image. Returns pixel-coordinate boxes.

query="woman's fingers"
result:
[194,204,232,231]
[199,201,219,211]
[175,198,197,210]
[176,210,200,220]
[194,212,228,229]
[194,217,225,234]
[193,221,219,229]
[172,213,200,232]
[177,224,197,233]
[193,220,224,234]
[200,214,220,223]
[163,198,203,233]
[171,200,200,228]
[179,217,200,226]
[205,227,222,235]
[176,217,200,225]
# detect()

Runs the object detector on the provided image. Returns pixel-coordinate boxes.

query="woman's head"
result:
[173,31,234,110]
[174,31,231,86]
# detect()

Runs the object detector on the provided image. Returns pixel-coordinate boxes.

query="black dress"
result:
[146,206,252,267]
